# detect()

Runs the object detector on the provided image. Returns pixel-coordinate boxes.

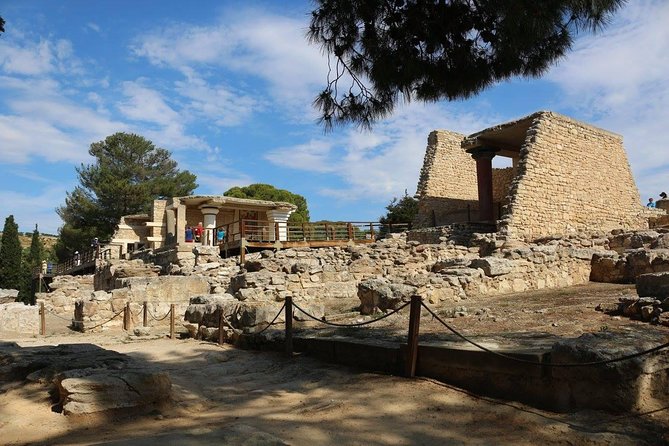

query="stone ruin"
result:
[24,223,669,341]
[414,111,651,241]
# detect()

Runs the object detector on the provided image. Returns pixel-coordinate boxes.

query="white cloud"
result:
[0,75,128,163]
[196,172,255,194]
[118,81,181,126]
[548,0,669,201]
[0,185,70,234]
[174,75,259,126]
[132,8,327,117]
[86,22,101,33]
[0,34,82,76]
[264,102,494,201]
[265,140,336,173]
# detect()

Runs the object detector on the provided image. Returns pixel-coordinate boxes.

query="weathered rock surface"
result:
[0,342,171,415]
[636,272,669,298]
[95,259,161,291]
[0,303,39,334]
[0,288,18,304]
[469,257,515,277]
[550,330,669,411]
[358,278,417,314]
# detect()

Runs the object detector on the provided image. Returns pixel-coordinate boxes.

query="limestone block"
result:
[358,278,417,315]
[468,258,515,277]
[1,343,172,416]
[636,272,669,298]
[590,253,630,283]
[57,368,171,415]
[0,288,18,304]
[0,303,39,334]
[91,290,111,301]
[189,293,236,305]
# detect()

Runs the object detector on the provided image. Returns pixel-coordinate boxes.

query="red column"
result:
[468,147,498,223]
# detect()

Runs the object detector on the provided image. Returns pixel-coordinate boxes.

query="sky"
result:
[1,0,668,235]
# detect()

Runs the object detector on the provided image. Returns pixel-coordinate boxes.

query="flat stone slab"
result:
[0,342,171,415]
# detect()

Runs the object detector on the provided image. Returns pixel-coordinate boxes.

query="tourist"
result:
[74,251,81,266]
[647,198,656,208]
[185,226,194,242]
[194,222,204,242]
[217,227,225,242]
[660,192,668,200]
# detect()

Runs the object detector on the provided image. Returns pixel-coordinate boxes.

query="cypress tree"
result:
[19,225,45,304]
[0,215,23,292]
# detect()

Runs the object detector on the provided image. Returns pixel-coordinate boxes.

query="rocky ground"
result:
[1,282,668,445]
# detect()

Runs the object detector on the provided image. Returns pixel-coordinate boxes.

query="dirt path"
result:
[1,334,667,446]
[2,282,669,445]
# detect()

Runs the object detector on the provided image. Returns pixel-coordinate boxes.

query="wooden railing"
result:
[204,220,410,246]
[33,247,112,277]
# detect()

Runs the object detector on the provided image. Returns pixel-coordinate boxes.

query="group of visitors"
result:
[646,192,668,208]
[185,222,204,243]
[184,222,226,243]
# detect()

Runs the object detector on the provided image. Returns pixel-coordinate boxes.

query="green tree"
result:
[308,0,625,129]
[17,225,45,304]
[380,191,418,225]
[0,215,23,292]
[224,184,310,223]
[56,133,197,258]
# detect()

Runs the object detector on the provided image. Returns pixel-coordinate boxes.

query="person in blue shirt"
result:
[217,228,225,242]
[185,226,194,242]
[647,198,656,208]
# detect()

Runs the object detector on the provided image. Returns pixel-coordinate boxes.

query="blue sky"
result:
[1,0,668,234]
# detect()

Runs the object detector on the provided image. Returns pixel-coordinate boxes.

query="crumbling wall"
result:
[500,112,646,240]
[414,130,477,227]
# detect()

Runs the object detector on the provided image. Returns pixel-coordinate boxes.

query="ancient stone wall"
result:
[414,130,477,227]
[500,112,646,240]
[0,303,39,334]
[492,167,515,207]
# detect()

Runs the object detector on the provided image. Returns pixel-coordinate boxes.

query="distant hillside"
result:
[0,233,59,250]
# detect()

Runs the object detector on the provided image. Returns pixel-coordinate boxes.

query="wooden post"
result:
[124,302,130,331]
[170,304,175,339]
[218,310,225,345]
[143,301,148,327]
[274,222,280,241]
[285,296,293,357]
[369,223,375,240]
[405,295,422,378]
[39,302,45,336]
[324,222,329,240]
[347,223,353,240]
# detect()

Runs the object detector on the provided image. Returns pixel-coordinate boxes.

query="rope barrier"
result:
[45,308,131,331]
[84,309,125,331]
[148,307,172,322]
[291,300,410,327]
[254,303,287,335]
[420,301,669,368]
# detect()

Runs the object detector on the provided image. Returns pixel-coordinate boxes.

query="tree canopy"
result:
[224,184,310,223]
[308,0,626,129]
[56,133,197,258]
[0,215,22,292]
[380,191,418,225]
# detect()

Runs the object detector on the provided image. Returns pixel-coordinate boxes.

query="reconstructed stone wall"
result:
[415,112,646,241]
[492,167,515,207]
[414,130,477,227]
[500,112,646,240]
